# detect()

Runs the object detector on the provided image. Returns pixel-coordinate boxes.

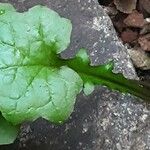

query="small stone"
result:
[128,48,150,70]
[145,18,150,23]
[138,34,150,51]
[114,21,126,32]
[139,0,150,14]
[103,6,118,16]
[121,29,138,43]
[140,24,150,35]
[114,0,137,14]
[113,13,127,32]
[124,11,145,28]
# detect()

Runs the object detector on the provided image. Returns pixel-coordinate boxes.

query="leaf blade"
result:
[0,4,82,126]
[0,114,19,145]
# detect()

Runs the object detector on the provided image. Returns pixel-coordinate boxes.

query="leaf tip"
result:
[76,48,90,63]
[83,82,95,95]
[104,61,114,71]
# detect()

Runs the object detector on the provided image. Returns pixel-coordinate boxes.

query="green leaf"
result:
[0,4,83,125]
[0,114,19,145]
[64,48,150,101]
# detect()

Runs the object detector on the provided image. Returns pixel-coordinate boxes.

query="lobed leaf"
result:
[0,4,83,126]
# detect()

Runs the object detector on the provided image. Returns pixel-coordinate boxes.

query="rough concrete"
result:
[0,0,149,150]
[0,0,137,79]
